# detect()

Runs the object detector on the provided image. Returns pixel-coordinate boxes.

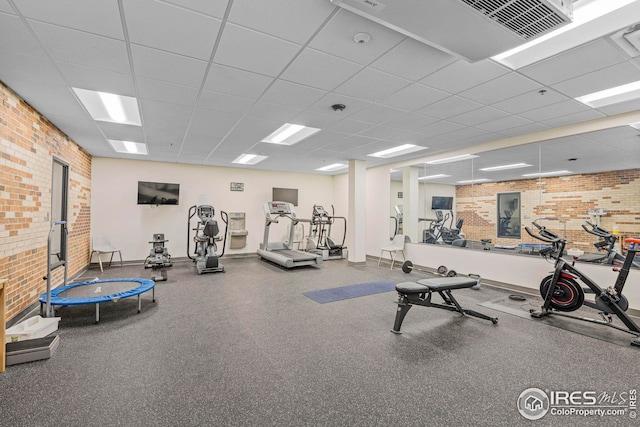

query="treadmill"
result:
[257,201,323,268]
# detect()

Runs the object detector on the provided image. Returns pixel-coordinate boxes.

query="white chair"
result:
[378,234,406,270]
[90,236,123,273]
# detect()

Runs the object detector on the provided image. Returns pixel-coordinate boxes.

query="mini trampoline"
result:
[39,278,155,323]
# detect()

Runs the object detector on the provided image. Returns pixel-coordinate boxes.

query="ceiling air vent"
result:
[330,0,573,62]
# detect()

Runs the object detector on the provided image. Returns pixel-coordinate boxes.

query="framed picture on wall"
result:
[398,192,403,199]
[497,192,521,238]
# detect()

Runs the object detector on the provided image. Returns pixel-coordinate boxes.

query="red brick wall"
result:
[0,81,91,321]
[457,169,640,252]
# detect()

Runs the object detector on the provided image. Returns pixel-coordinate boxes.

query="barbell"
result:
[401,260,457,277]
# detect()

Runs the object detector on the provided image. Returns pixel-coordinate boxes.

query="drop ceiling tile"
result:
[540,109,606,128]
[163,0,228,18]
[309,9,405,66]
[308,93,372,117]
[327,118,374,135]
[140,99,193,133]
[492,88,568,115]
[280,48,362,91]
[13,0,123,39]
[518,99,590,122]
[188,108,242,137]
[246,101,302,124]
[124,0,221,60]
[131,45,208,88]
[197,90,255,114]
[474,115,533,133]
[381,113,439,131]
[0,13,45,56]
[551,62,640,99]
[204,63,274,99]
[417,120,465,137]
[498,122,551,137]
[0,50,64,85]
[378,83,449,111]
[97,121,145,142]
[595,98,640,116]
[416,96,482,119]
[448,106,510,126]
[291,110,342,129]
[458,72,541,105]
[370,37,456,81]
[214,23,301,77]
[419,59,509,94]
[359,125,425,143]
[228,0,335,44]
[520,38,628,86]
[347,104,405,125]
[3,78,84,119]
[0,2,14,13]
[137,77,199,107]
[334,68,410,102]
[181,134,223,152]
[56,61,134,95]
[260,79,327,110]
[28,20,130,74]
[582,126,638,142]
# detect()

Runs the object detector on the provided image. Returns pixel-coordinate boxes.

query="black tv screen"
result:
[431,196,453,210]
[272,187,298,206]
[137,181,180,205]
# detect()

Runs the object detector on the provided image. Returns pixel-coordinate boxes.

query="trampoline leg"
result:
[138,295,141,313]
[152,288,155,303]
[95,303,100,323]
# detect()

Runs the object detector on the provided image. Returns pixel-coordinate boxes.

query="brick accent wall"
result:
[457,169,640,252]
[0,81,91,321]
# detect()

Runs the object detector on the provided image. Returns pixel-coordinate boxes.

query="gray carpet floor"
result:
[1,256,639,427]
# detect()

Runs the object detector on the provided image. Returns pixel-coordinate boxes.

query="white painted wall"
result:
[91,158,336,261]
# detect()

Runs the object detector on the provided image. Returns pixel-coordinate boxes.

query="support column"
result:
[402,166,419,244]
[348,159,366,266]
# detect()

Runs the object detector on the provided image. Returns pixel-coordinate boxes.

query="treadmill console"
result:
[268,201,293,215]
[313,205,328,217]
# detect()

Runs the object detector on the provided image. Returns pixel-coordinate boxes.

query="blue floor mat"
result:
[303,280,396,304]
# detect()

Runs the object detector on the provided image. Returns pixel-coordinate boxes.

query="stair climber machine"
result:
[305,205,347,260]
[144,233,173,281]
[188,205,228,274]
[257,201,323,269]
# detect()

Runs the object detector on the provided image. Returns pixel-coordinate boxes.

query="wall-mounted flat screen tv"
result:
[272,187,298,207]
[431,196,453,210]
[137,181,180,205]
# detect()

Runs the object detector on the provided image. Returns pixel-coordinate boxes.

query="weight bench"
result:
[392,277,498,334]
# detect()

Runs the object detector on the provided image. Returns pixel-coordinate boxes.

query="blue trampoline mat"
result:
[303,280,396,304]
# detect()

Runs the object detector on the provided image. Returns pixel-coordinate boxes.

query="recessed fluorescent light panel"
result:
[426,154,478,164]
[418,174,451,180]
[73,88,141,125]
[108,140,148,155]
[630,122,640,130]
[457,178,490,184]
[479,163,532,172]
[232,153,268,165]
[368,144,427,158]
[522,170,572,177]
[575,80,640,108]
[316,163,347,172]
[262,123,321,146]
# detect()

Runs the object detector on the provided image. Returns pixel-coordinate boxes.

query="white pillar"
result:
[348,159,366,266]
[402,166,419,244]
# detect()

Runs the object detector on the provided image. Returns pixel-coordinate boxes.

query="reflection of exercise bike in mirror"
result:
[576,221,639,269]
[525,220,640,347]
[498,210,513,237]
[188,205,228,274]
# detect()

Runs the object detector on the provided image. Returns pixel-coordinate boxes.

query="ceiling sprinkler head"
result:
[332,104,346,112]
[353,32,371,44]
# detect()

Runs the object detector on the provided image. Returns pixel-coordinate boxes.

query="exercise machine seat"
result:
[395,282,429,294]
[416,277,477,290]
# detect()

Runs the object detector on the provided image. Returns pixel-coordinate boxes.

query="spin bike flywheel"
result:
[539,274,584,312]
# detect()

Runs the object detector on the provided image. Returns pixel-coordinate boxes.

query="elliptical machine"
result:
[577,221,639,269]
[188,205,228,274]
[144,233,173,281]
[306,205,347,260]
[525,220,640,347]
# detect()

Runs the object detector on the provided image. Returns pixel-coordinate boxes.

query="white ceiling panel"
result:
[379,83,449,111]
[291,110,342,130]
[419,59,509,95]
[96,121,145,142]
[137,77,199,107]
[370,37,456,81]
[595,98,640,116]
[551,62,640,98]
[448,107,510,127]
[197,89,254,114]
[518,100,590,122]
[260,79,328,110]
[474,115,533,133]
[520,38,628,86]
[203,63,273,99]
[245,101,302,123]
[381,113,439,131]
[359,125,424,143]
[4,78,86,119]
[188,108,242,138]
[28,20,130,74]
[498,122,551,137]
[0,2,14,14]
[541,109,606,128]
[491,89,569,115]
[227,0,335,45]
[334,68,409,102]
[214,23,301,77]
[163,0,228,19]
[308,93,372,117]
[140,99,192,131]
[0,13,45,56]
[327,118,374,135]
[347,104,404,125]
[309,9,405,66]
[417,120,465,137]
[0,50,65,85]
[280,48,362,91]
[131,45,208,88]
[458,72,541,106]
[13,0,123,39]
[124,0,221,61]
[417,96,482,120]
[56,61,134,96]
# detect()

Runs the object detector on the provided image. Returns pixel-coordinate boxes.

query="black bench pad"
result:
[395,282,429,294]
[416,277,477,290]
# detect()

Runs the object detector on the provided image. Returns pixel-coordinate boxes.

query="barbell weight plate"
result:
[437,265,448,275]
[447,270,457,277]
[402,260,413,273]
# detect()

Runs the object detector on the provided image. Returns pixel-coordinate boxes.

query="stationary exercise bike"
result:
[188,205,228,274]
[577,221,639,269]
[525,221,640,346]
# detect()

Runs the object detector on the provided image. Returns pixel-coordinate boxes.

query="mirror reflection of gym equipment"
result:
[188,205,228,274]
[497,192,521,239]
